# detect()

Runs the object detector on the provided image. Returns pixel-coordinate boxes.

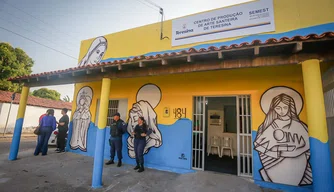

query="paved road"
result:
[0,137,279,192]
[0,136,37,155]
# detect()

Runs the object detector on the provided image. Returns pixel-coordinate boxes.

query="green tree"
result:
[32,88,61,100]
[0,42,34,92]
[62,95,71,102]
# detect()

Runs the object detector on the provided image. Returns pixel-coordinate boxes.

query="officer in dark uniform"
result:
[105,112,127,167]
[132,117,152,172]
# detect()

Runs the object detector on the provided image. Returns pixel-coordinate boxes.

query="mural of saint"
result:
[127,84,163,158]
[254,86,312,186]
[70,86,93,152]
[78,36,107,67]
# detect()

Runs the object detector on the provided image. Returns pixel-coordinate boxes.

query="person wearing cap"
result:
[105,112,127,167]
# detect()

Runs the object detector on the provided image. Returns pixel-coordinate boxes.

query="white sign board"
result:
[172,0,275,47]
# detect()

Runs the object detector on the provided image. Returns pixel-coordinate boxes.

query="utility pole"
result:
[142,0,169,40]
[3,92,16,136]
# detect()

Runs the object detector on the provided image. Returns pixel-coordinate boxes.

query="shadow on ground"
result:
[0,140,280,192]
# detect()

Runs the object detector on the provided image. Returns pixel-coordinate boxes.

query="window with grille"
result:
[106,100,119,126]
[95,99,128,126]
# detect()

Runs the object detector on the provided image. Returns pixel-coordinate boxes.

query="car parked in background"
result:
[48,129,68,146]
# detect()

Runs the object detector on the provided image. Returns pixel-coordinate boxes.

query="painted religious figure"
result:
[78,36,107,67]
[127,84,163,158]
[70,86,93,152]
[254,86,312,186]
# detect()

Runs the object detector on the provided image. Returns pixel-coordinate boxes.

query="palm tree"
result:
[62,95,71,102]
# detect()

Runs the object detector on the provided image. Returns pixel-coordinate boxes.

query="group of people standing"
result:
[33,109,151,173]
[34,108,69,156]
[105,112,152,173]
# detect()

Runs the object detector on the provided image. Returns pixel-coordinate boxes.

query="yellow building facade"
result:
[8,0,334,191]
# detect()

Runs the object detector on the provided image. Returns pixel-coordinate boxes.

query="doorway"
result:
[192,95,253,177]
[205,97,237,174]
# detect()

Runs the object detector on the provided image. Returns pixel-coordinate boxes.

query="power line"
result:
[1,0,81,42]
[134,0,159,11]
[0,26,78,60]
[134,0,168,40]
[142,0,162,10]
[0,8,79,48]
[0,17,76,53]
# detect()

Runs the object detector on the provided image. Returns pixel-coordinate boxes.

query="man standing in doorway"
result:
[105,113,127,167]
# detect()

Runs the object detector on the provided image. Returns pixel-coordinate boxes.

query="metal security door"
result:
[237,95,253,177]
[192,96,206,170]
[323,67,334,176]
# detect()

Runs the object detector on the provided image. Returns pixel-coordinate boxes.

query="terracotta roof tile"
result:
[0,90,72,110]
[7,31,334,81]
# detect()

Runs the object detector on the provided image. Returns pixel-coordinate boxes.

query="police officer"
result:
[105,112,127,167]
[132,117,152,172]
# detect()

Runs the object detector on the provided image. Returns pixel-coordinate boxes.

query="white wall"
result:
[0,103,72,133]
[206,97,238,156]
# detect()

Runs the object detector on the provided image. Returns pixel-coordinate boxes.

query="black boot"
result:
[105,159,114,165]
[134,161,140,170]
[138,163,144,173]
[117,160,122,167]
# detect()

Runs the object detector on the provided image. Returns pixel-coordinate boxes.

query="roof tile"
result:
[7,32,334,81]
[0,90,72,110]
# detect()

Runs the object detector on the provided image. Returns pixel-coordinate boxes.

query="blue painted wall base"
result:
[309,137,334,192]
[252,131,315,192]
[67,119,194,175]
[8,118,24,161]
[255,181,313,192]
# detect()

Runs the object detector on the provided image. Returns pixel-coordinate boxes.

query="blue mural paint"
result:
[254,180,313,192]
[252,131,262,182]
[8,118,24,160]
[309,137,334,192]
[67,119,194,174]
[106,119,194,173]
[101,23,334,63]
[252,131,314,192]
[67,122,98,156]
[92,128,107,189]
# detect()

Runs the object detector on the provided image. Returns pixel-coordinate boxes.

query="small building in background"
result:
[0,90,72,133]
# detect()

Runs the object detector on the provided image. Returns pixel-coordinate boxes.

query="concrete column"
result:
[8,86,30,160]
[302,59,333,192]
[92,78,111,188]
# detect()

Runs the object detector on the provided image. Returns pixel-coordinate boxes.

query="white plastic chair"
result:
[207,136,221,157]
[221,137,233,159]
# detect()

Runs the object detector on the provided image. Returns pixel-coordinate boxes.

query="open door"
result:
[237,95,253,177]
[192,96,205,170]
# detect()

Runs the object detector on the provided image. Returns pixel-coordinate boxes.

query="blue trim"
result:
[91,128,106,189]
[255,181,312,192]
[145,163,196,174]
[67,119,194,175]
[8,118,24,161]
[101,23,334,63]
[309,137,334,192]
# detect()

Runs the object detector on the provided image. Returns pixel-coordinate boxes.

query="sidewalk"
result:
[0,133,36,139]
[0,143,280,192]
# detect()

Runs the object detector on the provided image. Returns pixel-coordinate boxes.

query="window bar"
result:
[198,96,202,169]
[241,96,245,175]
[194,97,198,168]
[202,96,205,169]
[236,96,240,176]
[246,96,250,175]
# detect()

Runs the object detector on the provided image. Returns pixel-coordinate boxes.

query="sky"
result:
[0,0,251,100]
